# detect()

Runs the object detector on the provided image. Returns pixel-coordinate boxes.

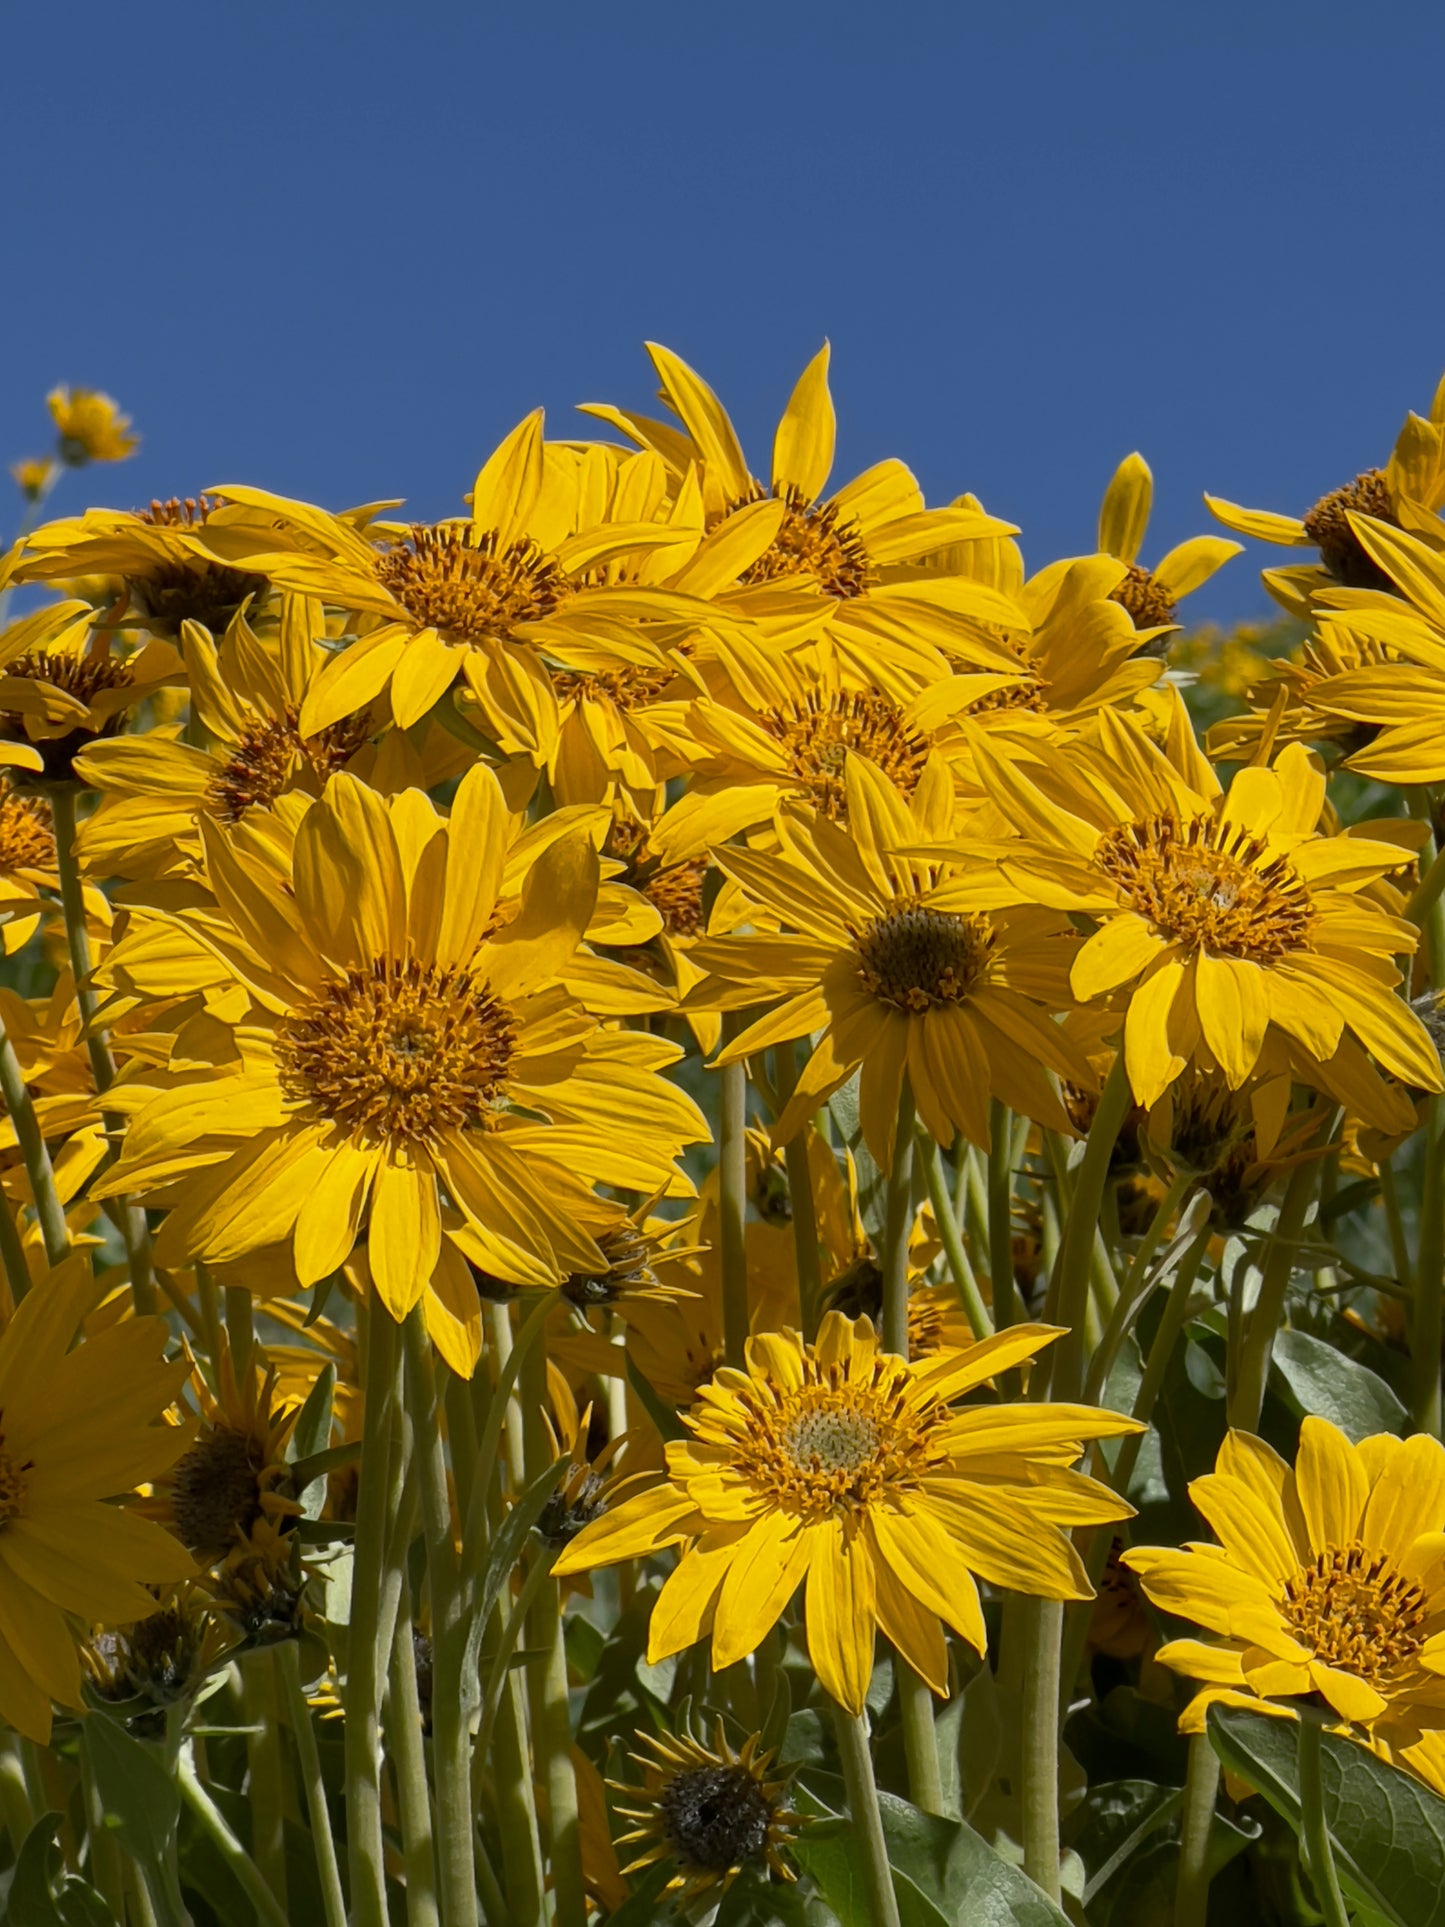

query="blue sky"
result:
[6,1,1443,627]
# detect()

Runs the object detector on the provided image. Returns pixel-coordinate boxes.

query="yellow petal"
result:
[470,410,544,546]
[771,343,835,503]
[804,1517,877,1716]
[1098,453,1153,564]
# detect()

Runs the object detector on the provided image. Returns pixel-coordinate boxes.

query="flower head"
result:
[1126,1419,1445,1742]
[609,1721,799,1899]
[47,387,138,466]
[555,1311,1138,1714]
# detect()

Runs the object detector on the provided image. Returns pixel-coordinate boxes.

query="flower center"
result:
[1094,813,1315,960]
[561,1223,659,1308]
[660,1765,775,1872]
[1281,1542,1429,1686]
[205,708,371,823]
[3,648,133,712]
[132,498,267,630]
[169,1426,262,1556]
[275,958,516,1143]
[852,905,996,1011]
[727,1362,938,1523]
[735,483,873,600]
[375,523,570,647]
[549,662,675,712]
[762,690,930,819]
[0,782,53,871]
[1302,469,1400,591]
[0,1439,31,1527]
[1109,562,1178,630]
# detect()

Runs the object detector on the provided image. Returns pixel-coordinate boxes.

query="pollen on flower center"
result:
[736,483,874,600]
[728,1361,937,1522]
[763,690,930,819]
[3,648,133,712]
[169,1427,262,1555]
[550,663,675,712]
[1094,812,1315,960]
[0,782,53,871]
[275,957,516,1143]
[1109,561,1178,631]
[852,905,996,1011]
[375,523,570,647]
[205,707,371,823]
[131,498,267,629]
[1303,468,1400,590]
[1282,1542,1429,1685]
[781,1406,881,1472]
[0,1439,30,1527]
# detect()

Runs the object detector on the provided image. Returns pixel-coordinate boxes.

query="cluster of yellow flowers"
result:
[1,348,1444,1925]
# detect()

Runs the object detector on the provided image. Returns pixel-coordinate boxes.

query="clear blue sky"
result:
[6,1,1442,627]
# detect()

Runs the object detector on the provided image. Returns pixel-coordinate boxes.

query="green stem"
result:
[1416,1094,1445,1438]
[49,784,155,1311]
[831,1703,902,1927]
[345,1302,403,1927]
[1043,1056,1133,1402]
[177,1748,289,1927]
[79,1740,125,1926]
[1381,1159,1415,1295]
[1229,1148,1328,1433]
[387,1576,441,1927]
[403,1308,480,1927]
[880,1081,915,1357]
[476,1548,556,1759]
[777,1039,825,1339]
[1174,1731,1221,1927]
[243,1652,288,1914]
[491,1670,547,1927]
[1407,832,1445,925]
[1019,1596,1064,1902]
[1297,1713,1351,1927]
[1083,1170,1194,1406]
[0,1190,29,1305]
[226,1284,254,1381]
[919,1130,993,1339]
[718,1018,749,1367]
[0,1019,67,1265]
[988,1101,1019,1330]
[461,1291,561,1592]
[0,1735,32,1855]
[278,1639,348,1927]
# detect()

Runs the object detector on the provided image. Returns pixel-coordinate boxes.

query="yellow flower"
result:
[72,596,403,879]
[144,1333,301,1569]
[684,757,1094,1161]
[964,710,1440,1109]
[1205,369,1445,614]
[588,343,1019,690]
[1125,1419,1445,1742]
[609,1721,799,1899]
[0,777,60,954]
[83,1580,236,1717]
[95,766,705,1319]
[0,1255,196,1741]
[10,457,57,503]
[554,1311,1138,1715]
[1095,451,1241,632]
[210,414,707,738]
[0,597,183,783]
[47,386,138,465]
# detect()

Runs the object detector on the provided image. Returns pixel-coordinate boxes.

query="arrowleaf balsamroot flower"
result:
[95,763,706,1318]
[1126,1419,1445,1746]
[0,1257,196,1741]
[554,1311,1140,1715]
[963,708,1441,1109]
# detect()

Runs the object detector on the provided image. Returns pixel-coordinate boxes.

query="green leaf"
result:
[1208,1703,1445,1927]
[83,1716,188,1927]
[1064,1780,1181,1904]
[1270,1327,1407,1440]
[789,1819,950,1927]
[875,1793,1071,1925]
[827,1076,886,1251]
[7,1813,67,1927]
[600,1861,675,1924]
[288,1361,336,1466]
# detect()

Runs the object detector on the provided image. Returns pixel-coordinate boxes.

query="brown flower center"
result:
[736,483,873,600]
[1302,469,1400,591]
[131,498,267,630]
[1282,1542,1429,1686]
[550,663,675,711]
[1109,561,1178,630]
[205,707,371,823]
[660,1765,776,1872]
[376,523,570,647]
[0,783,53,871]
[763,689,930,818]
[853,905,996,1011]
[1094,812,1315,960]
[169,1426,262,1556]
[275,958,516,1143]
[0,1438,31,1527]
[3,648,133,712]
